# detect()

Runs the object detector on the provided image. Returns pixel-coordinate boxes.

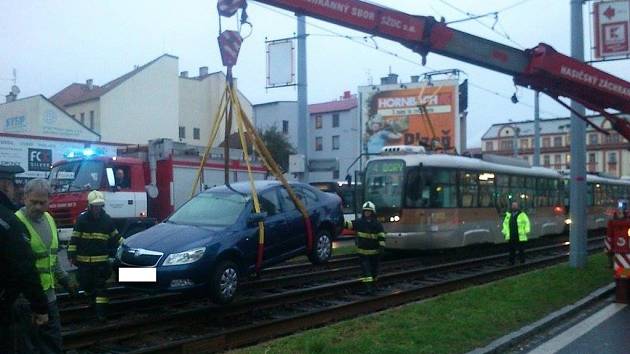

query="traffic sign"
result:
[593,0,630,58]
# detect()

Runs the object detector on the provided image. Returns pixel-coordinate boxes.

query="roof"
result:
[309,96,358,115]
[50,54,178,107]
[481,115,630,140]
[253,101,297,107]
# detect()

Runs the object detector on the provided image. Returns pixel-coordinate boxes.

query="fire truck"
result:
[48,138,266,241]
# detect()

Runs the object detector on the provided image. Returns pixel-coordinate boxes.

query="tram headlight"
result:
[163,247,206,266]
[389,215,401,222]
[565,219,572,225]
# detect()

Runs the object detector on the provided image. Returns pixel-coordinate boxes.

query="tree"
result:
[259,125,296,172]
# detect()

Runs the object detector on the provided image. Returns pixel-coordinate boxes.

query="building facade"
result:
[308,91,360,182]
[481,116,630,177]
[253,101,298,149]
[51,54,253,146]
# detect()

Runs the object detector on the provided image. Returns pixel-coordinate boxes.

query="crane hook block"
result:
[217,0,246,17]
[218,30,243,67]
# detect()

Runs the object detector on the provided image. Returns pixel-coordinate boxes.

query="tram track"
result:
[62,237,604,353]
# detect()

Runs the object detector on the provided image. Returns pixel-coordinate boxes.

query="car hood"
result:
[123,222,229,254]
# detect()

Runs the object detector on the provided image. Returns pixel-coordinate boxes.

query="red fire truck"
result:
[48,138,266,241]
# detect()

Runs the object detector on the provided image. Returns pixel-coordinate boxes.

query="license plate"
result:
[118,267,156,282]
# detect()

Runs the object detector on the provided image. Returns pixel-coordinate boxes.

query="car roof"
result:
[204,180,308,194]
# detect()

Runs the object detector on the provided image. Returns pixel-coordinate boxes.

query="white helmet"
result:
[362,201,376,212]
[88,190,105,206]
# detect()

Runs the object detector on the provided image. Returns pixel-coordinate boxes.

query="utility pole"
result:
[533,91,541,166]
[297,15,309,182]
[569,0,587,268]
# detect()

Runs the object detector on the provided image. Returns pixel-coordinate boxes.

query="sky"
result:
[1,0,628,147]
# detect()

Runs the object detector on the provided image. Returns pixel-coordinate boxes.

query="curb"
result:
[467,282,615,354]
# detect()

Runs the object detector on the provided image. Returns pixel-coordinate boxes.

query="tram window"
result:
[478,173,495,208]
[405,168,456,208]
[405,168,426,208]
[593,183,605,206]
[536,178,549,207]
[495,174,510,210]
[459,171,478,208]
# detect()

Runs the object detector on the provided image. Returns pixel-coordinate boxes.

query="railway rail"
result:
[62,237,604,353]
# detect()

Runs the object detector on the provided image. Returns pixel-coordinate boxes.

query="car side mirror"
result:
[248,212,267,225]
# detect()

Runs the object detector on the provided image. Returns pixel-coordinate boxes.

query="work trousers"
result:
[509,239,526,265]
[359,254,380,292]
[13,299,63,354]
[77,262,111,319]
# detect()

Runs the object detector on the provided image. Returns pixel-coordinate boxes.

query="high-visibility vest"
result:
[502,211,530,242]
[15,210,58,291]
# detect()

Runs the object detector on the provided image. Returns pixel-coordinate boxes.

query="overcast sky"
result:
[1,0,628,147]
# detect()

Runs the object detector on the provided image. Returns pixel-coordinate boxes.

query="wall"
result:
[63,100,100,132]
[253,101,298,149]
[100,56,179,144]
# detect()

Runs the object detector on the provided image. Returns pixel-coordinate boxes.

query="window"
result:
[609,152,617,164]
[113,165,131,190]
[332,135,340,150]
[315,137,323,151]
[542,137,550,148]
[500,140,514,151]
[332,170,339,179]
[588,134,598,145]
[282,120,289,134]
[332,113,339,128]
[193,128,200,140]
[80,112,85,125]
[459,171,478,207]
[553,136,562,147]
[258,190,281,216]
[295,186,319,206]
[89,111,94,129]
[543,155,550,167]
[554,154,561,166]
[315,115,322,129]
[478,172,495,208]
[520,139,529,149]
[495,174,510,210]
[404,167,457,208]
[179,126,186,139]
[485,141,494,151]
[588,153,596,164]
[279,188,297,212]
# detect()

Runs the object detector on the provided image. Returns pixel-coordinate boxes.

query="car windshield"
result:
[49,160,104,192]
[168,191,249,227]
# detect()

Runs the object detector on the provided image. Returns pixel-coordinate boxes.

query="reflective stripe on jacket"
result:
[69,210,120,264]
[502,211,530,241]
[14,210,58,291]
[345,218,385,255]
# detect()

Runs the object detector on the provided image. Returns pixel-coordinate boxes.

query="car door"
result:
[279,187,308,253]
[257,188,289,263]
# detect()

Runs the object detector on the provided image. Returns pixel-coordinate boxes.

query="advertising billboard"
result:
[359,79,461,154]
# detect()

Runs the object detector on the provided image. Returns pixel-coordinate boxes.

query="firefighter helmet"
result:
[88,190,105,206]
[362,201,376,212]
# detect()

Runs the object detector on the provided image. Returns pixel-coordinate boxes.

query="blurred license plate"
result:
[118,267,156,282]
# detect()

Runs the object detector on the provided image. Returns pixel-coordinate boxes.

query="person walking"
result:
[502,201,530,265]
[344,201,386,294]
[0,166,49,354]
[14,178,76,354]
[68,190,120,321]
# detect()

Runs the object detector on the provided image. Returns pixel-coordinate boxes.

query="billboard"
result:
[594,0,630,58]
[359,79,461,154]
[0,135,117,179]
[266,38,295,88]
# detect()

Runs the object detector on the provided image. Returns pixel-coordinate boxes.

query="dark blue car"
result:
[116,181,343,303]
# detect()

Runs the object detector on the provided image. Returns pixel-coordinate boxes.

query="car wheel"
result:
[210,260,240,304]
[308,229,332,264]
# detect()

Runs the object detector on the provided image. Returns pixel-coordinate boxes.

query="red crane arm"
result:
[251,0,630,136]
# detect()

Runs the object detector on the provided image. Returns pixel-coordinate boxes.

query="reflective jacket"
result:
[14,210,59,291]
[502,211,530,242]
[69,210,120,264]
[344,217,385,255]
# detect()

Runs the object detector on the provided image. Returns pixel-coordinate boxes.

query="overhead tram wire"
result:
[251,1,561,118]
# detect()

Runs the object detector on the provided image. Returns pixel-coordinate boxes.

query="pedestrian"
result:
[14,178,76,354]
[502,201,530,265]
[344,201,385,294]
[0,166,50,354]
[68,190,120,321]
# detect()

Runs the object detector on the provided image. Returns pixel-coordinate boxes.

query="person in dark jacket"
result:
[68,190,121,321]
[0,166,49,354]
[344,201,385,294]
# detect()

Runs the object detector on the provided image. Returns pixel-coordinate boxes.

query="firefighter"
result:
[0,167,49,354]
[502,201,531,265]
[14,178,75,354]
[68,190,120,321]
[344,201,385,294]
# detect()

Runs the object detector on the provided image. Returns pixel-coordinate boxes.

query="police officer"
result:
[14,178,75,354]
[344,201,385,294]
[502,201,531,265]
[0,166,49,354]
[68,190,120,321]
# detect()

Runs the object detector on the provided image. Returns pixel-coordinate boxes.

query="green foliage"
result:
[260,125,296,172]
[231,254,612,354]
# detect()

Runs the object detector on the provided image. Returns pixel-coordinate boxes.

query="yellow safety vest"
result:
[15,210,58,291]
